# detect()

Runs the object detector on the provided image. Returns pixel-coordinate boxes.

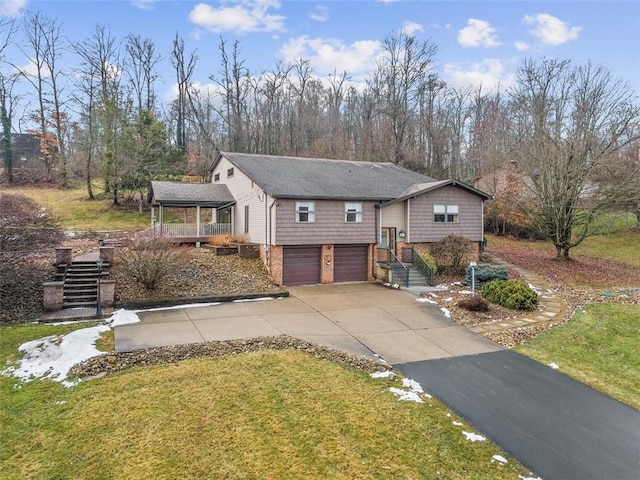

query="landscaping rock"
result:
[70,336,389,380]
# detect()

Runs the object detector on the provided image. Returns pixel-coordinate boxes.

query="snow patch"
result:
[416,297,437,304]
[519,476,543,480]
[548,362,559,370]
[440,307,451,318]
[462,431,486,442]
[492,455,508,464]
[387,377,430,402]
[370,370,395,379]
[233,297,274,303]
[453,421,463,426]
[2,309,140,387]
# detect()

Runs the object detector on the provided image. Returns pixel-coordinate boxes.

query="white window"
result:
[345,202,363,223]
[213,173,220,182]
[434,204,459,223]
[295,201,315,223]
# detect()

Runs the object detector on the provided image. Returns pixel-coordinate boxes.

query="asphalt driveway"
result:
[397,351,640,480]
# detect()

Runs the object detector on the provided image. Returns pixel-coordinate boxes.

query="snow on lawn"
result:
[492,455,508,464]
[463,431,487,442]
[2,309,139,388]
[548,362,560,370]
[370,373,433,403]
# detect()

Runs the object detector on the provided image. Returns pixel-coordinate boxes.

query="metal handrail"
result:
[411,247,434,285]
[386,248,409,286]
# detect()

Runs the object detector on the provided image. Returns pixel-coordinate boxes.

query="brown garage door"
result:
[334,245,369,282]
[282,246,322,285]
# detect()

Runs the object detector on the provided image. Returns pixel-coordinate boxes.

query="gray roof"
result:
[383,179,492,206]
[150,181,235,207]
[214,152,437,200]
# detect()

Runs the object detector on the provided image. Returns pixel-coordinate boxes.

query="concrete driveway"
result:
[115,282,503,363]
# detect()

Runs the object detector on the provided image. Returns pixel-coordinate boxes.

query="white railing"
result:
[153,223,232,237]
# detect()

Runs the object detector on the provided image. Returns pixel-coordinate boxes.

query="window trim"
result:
[295,201,316,223]
[227,167,234,178]
[344,202,363,223]
[213,173,220,182]
[434,204,459,223]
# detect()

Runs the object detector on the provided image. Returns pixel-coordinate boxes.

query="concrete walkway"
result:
[115,282,504,364]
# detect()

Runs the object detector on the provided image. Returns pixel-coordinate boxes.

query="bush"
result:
[116,238,187,290]
[419,252,438,275]
[430,235,473,274]
[481,280,538,311]
[465,264,508,286]
[457,296,490,312]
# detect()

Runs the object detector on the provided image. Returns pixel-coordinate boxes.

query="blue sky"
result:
[1,0,639,106]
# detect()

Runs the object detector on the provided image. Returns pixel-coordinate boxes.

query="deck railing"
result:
[153,223,232,237]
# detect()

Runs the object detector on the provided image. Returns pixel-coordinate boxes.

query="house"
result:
[151,152,491,286]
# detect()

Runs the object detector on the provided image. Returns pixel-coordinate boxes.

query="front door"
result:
[380,227,396,261]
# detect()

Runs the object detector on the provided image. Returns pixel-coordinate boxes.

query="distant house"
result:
[151,152,491,286]
[0,133,41,169]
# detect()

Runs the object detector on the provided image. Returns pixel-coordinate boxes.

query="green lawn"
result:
[516,303,640,409]
[4,185,150,232]
[0,324,531,480]
[574,232,640,268]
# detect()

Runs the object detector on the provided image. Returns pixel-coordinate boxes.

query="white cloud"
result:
[163,80,223,103]
[401,21,423,36]
[309,5,329,22]
[514,41,530,52]
[458,19,501,48]
[280,35,382,76]
[0,0,27,16]
[523,13,581,46]
[443,58,515,91]
[131,0,155,11]
[188,0,285,34]
[17,59,50,78]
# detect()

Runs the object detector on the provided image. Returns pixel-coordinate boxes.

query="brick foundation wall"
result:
[268,245,283,285]
[321,244,334,284]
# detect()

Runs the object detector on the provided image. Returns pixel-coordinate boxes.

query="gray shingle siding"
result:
[275,199,377,245]
[409,186,484,242]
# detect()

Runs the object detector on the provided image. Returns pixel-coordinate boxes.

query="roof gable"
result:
[212,152,436,200]
[383,179,492,207]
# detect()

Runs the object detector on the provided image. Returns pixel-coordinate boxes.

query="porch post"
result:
[196,205,201,238]
[159,205,164,235]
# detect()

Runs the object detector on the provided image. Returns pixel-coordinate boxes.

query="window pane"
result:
[434,205,446,214]
[434,214,446,223]
[448,205,459,214]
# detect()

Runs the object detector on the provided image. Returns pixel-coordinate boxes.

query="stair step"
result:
[62,293,98,302]
[63,301,99,308]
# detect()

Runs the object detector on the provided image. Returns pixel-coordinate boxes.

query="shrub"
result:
[481,280,538,311]
[116,238,187,290]
[430,235,472,274]
[457,296,490,312]
[419,252,438,275]
[206,234,248,246]
[465,263,508,286]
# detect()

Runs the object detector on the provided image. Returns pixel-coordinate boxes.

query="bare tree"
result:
[125,34,161,113]
[508,59,640,259]
[0,18,17,183]
[17,12,57,182]
[170,34,196,153]
[369,32,438,165]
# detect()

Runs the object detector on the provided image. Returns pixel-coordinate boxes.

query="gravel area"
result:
[112,248,283,304]
[70,336,389,380]
[427,280,640,348]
